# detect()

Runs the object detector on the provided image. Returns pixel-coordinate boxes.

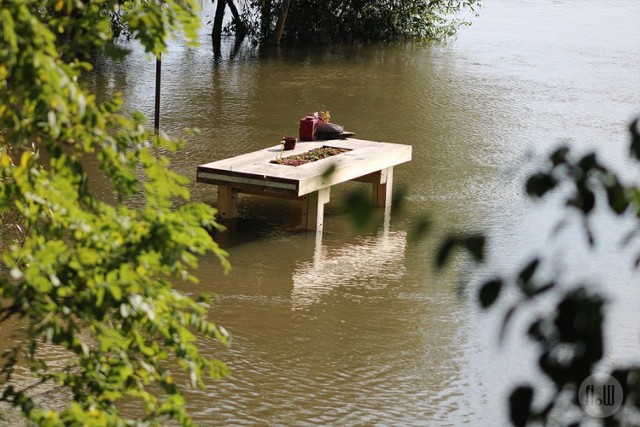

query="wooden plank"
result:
[196,169,298,196]
[221,184,301,200]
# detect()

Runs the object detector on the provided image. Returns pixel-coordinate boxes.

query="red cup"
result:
[283,136,297,150]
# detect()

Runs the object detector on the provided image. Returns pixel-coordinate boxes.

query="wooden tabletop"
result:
[196,138,412,197]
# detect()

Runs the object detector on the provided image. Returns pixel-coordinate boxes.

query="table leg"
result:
[372,167,394,207]
[301,187,331,231]
[217,185,238,219]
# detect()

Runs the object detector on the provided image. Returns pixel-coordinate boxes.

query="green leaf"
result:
[77,248,101,266]
[345,188,374,229]
[606,178,629,214]
[409,216,431,243]
[321,164,336,179]
[108,283,122,301]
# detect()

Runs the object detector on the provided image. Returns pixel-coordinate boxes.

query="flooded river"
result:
[6,0,640,425]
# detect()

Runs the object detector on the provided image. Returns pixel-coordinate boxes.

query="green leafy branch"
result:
[0,0,232,425]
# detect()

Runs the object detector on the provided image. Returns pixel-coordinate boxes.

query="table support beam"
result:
[372,167,394,207]
[217,185,239,219]
[301,187,331,231]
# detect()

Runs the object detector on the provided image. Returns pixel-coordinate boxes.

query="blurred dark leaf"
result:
[580,189,595,214]
[499,305,517,343]
[509,385,534,427]
[629,118,640,161]
[345,189,374,229]
[583,218,595,246]
[550,146,570,166]
[321,164,336,179]
[478,279,502,309]
[436,237,456,269]
[578,153,599,173]
[526,172,557,198]
[568,184,595,214]
[409,216,431,243]
[531,281,554,297]
[527,319,545,343]
[521,279,555,299]
[606,179,629,214]
[390,185,407,216]
[437,234,485,268]
[462,235,485,262]
[518,258,539,284]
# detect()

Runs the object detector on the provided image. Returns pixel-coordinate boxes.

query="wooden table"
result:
[196,138,412,231]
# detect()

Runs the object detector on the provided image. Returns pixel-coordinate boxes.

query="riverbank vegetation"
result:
[210,0,480,45]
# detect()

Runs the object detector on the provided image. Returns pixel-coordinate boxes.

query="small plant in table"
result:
[278,139,285,160]
[271,146,350,166]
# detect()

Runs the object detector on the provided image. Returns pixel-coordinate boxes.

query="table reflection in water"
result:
[291,212,407,310]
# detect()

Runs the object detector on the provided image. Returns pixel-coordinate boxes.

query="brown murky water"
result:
[4,0,640,425]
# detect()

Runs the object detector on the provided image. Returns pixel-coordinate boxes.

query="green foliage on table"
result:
[0,0,230,425]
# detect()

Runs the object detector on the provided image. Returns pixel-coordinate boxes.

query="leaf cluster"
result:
[1,0,230,425]
[438,120,640,425]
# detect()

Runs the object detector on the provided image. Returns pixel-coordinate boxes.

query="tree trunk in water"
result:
[226,0,246,37]
[273,0,292,45]
[260,0,272,40]
[212,0,226,57]
[212,0,226,40]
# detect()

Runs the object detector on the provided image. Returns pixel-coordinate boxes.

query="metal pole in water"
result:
[154,55,161,135]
